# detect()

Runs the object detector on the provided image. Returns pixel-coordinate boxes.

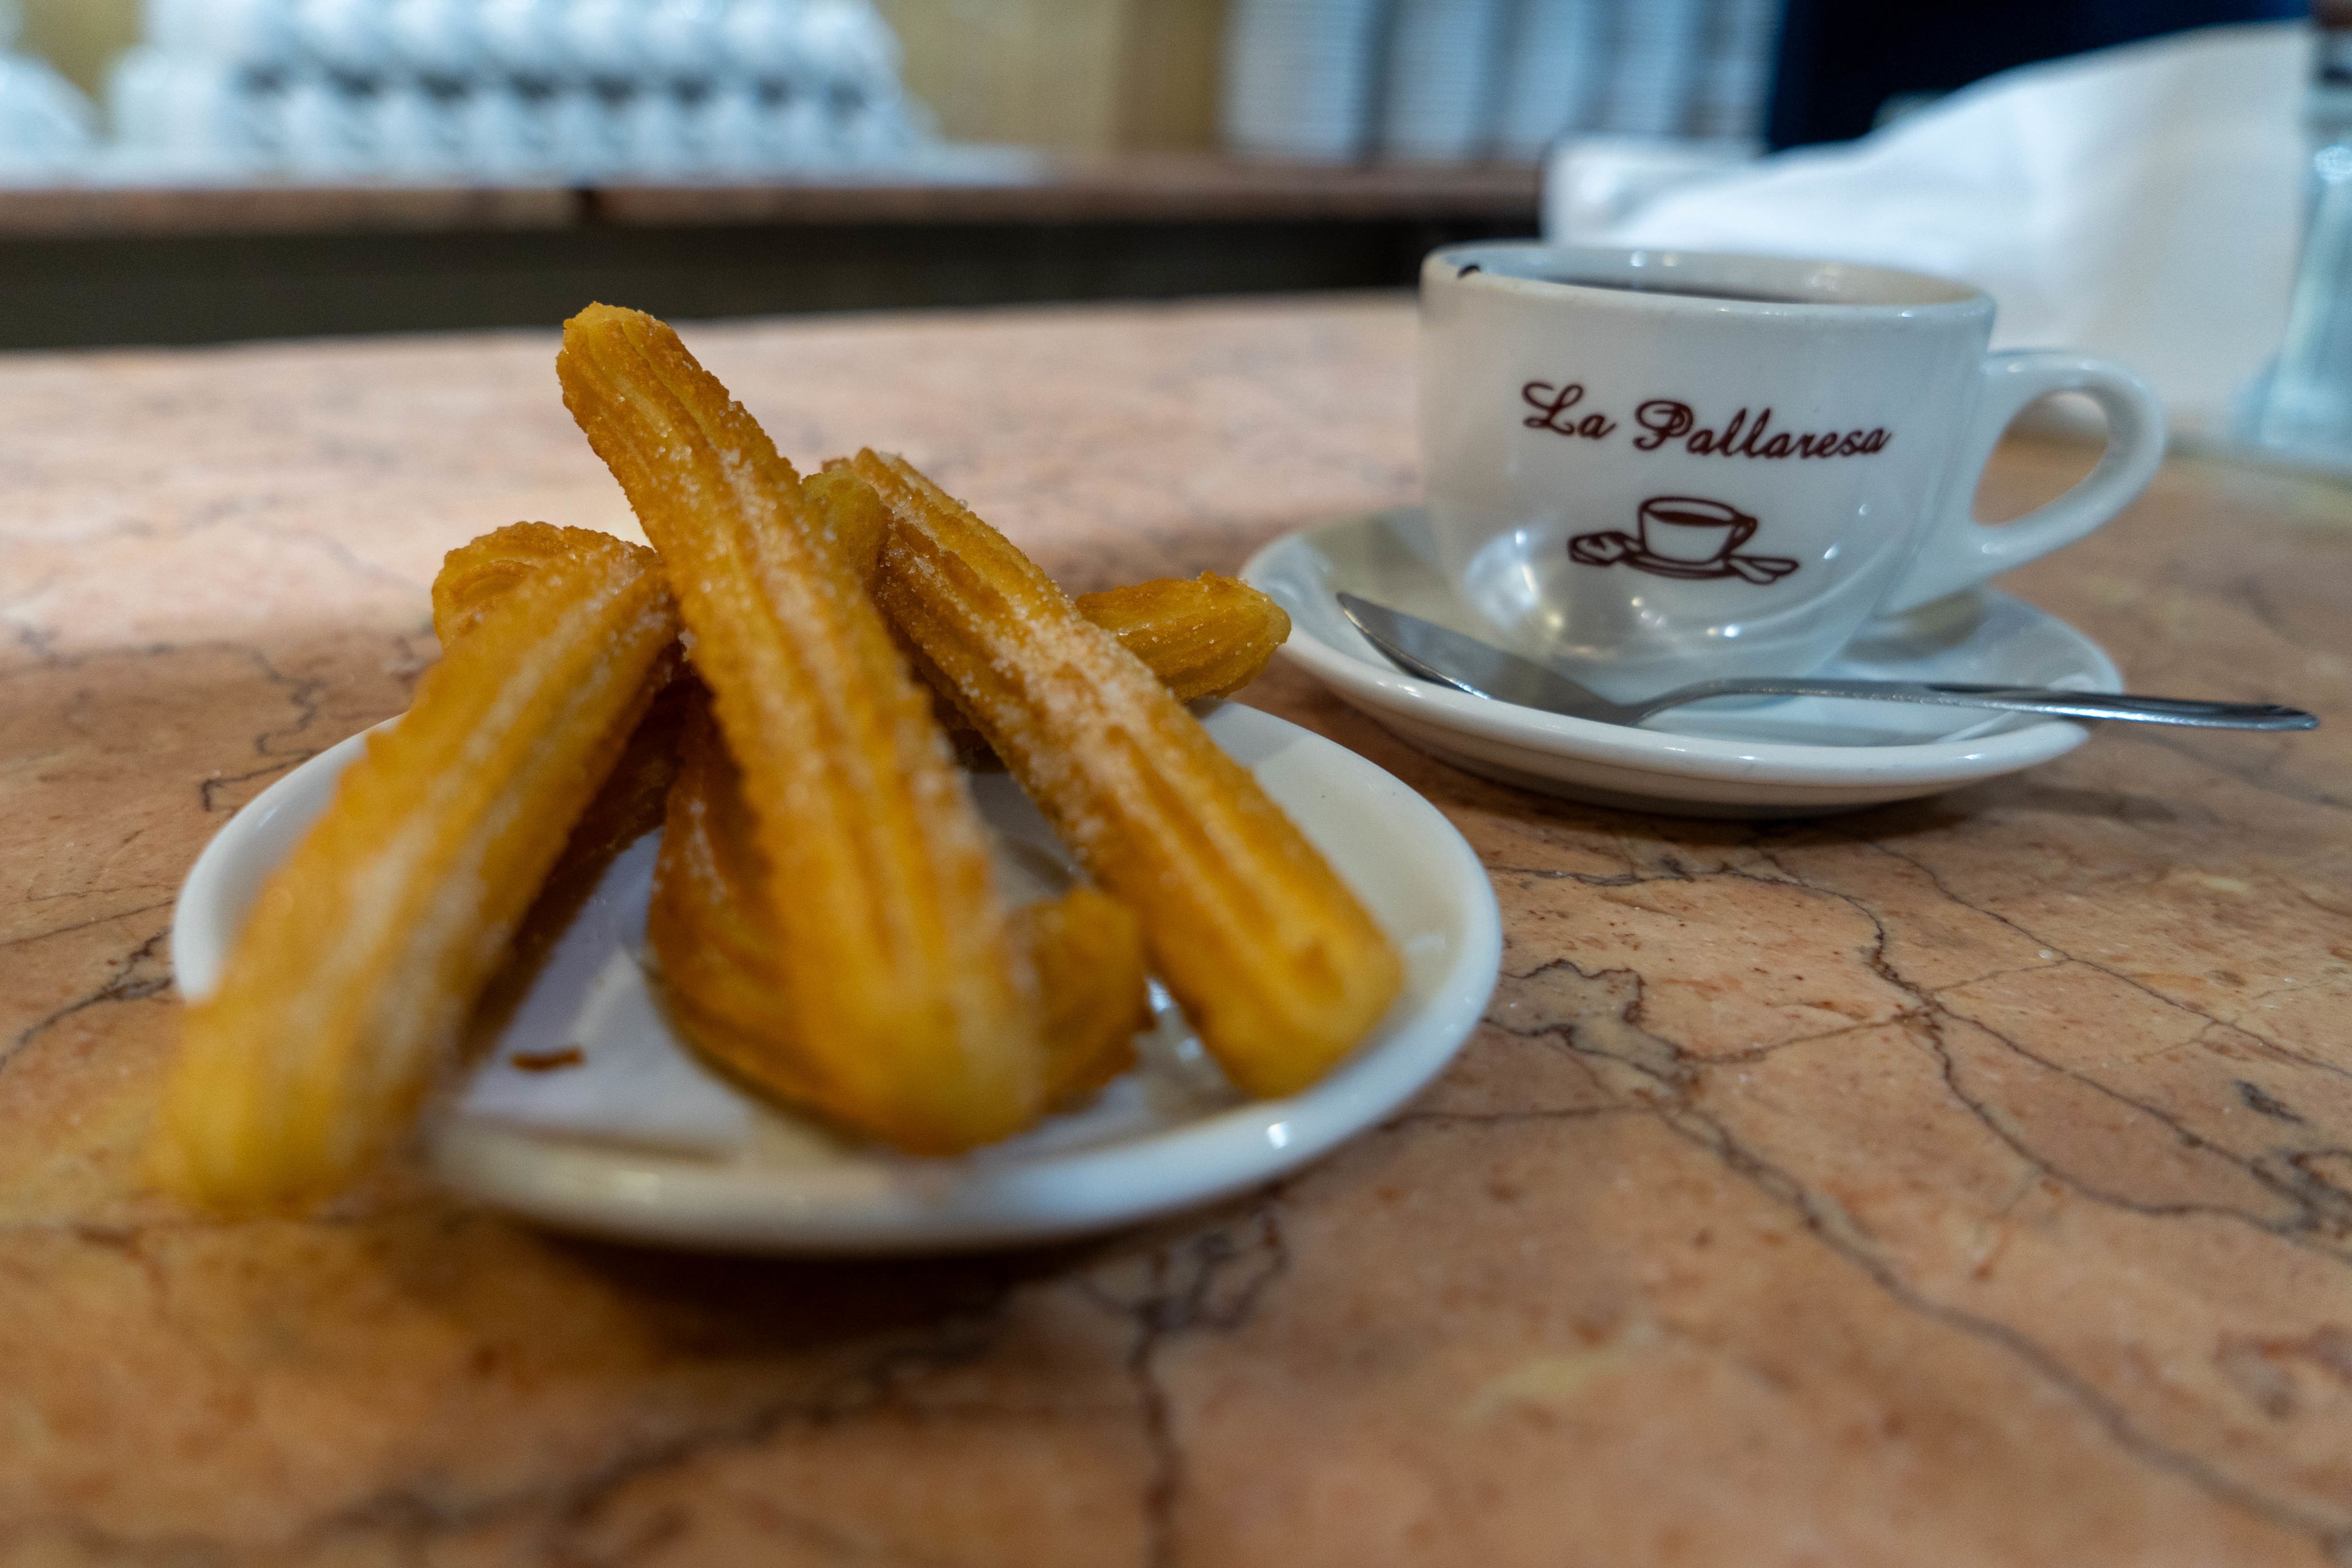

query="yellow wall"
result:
[877,0,1124,152]
[18,0,139,95]
[1111,0,1224,150]
[821,0,1231,152]
[10,0,1227,149]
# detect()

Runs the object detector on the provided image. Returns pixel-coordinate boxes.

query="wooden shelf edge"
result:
[0,156,1540,240]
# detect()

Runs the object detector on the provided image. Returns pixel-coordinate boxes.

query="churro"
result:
[644,697,826,1108]
[922,571,1291,749]
[152,526,680,1210]
[558,305,1045,1152]
[432,520,593,646]
[807,460,889,587]
[648,695,1148,1109]
[1073,574,1290,705]
[809,464,1289,744]
[1015,886,1149,1101]
[856,450,1402,1098]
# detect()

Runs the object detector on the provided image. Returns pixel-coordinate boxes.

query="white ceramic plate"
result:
[173,702,1502,1254]
[1241,508,2122,816]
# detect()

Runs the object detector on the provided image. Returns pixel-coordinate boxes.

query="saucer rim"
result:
[1240,510,2117,789]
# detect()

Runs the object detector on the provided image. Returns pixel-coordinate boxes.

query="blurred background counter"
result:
[0,157,1538,349]
[0,0,2308,349]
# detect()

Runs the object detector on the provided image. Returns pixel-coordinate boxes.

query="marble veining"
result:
[1,296,2349,1566]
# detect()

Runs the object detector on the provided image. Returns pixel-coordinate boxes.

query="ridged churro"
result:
[644,697,826,1108]
[558,305,1046,1152]
[648,695,1148,1109]
[432,521,593,646]
[855,449,1402,1098]
[921,571,1292,750]
[1015,886,1150,1101]
[1073,574,1290,705]
[152,526,680,1210]
[810,463,1289,745]
[807,460,890,587]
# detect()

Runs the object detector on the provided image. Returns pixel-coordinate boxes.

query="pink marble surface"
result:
[2,296,2350,1566]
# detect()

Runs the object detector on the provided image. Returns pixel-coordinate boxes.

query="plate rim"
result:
[1239,509,2117,788]
[173,702,1504,1254]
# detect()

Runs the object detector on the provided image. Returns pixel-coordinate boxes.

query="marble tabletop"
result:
[2,296,2349,1567]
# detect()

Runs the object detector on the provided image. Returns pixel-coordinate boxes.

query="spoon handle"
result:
[1641,679,2320,731]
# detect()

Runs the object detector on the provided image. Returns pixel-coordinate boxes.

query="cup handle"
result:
[1878,351,2167,615]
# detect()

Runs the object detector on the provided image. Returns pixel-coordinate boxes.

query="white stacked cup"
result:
[563,0,640,84]
[1378,0,1512,162]
[693,78,768,174]
[368,77,461,175]
[277,73,366,173]
[292,0,389,78]
[619,81,697,175]
[107,0,933,181]
[385,0,477,80]
[802,0,914,165]
[721,0,813,167]
[454,76,541,175]
[1221,0,1388,162]
[1491,0,1611,160]
[1600,0,1705,139]
[479,0,563,82]
[0,0,94,177]
[1690,0,1782,142]
[113,0,292,171]
[544,83,620,177]
[643,0,722,85]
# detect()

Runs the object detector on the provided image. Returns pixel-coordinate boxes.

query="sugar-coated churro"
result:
[855,449,1402,1098]
[152,526,680,1210]
[558,305,1046,1152]
[448,481,1290,745]
[431,521,598,646]
[809,465,1291,748]
[807,460,890,588]
[1013,886,1149,1102]
[815,463,1289,702]
[648,695,1148,1110]
[644,696,825,1108]
[920,571,1291,749]
[1073,574,1290,705]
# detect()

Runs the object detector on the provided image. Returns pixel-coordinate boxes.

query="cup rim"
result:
[1426,242,1991,322]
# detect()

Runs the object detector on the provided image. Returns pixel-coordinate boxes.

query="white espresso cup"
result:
[1418,243,2167,699]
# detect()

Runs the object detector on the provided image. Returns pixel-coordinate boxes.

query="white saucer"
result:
[172,702,1502,1254]
[1240,508,2122,817]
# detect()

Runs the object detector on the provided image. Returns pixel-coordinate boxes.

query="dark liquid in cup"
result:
[1457,262,1814,303]
[1558,277,1815,305]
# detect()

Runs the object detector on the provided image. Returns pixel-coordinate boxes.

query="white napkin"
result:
[1554,22,2311,438]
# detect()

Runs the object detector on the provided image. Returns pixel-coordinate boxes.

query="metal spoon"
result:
[1336,594,2318,732]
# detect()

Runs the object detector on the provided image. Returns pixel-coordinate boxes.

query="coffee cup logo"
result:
[1570,496,1800,585]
